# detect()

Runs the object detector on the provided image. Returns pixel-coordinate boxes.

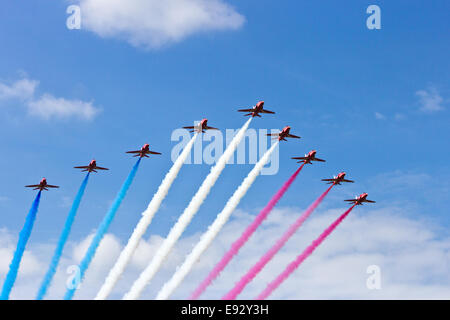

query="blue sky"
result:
[0,1,449,299]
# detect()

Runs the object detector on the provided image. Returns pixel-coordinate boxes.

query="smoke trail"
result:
[223,184,334,299]
[190,163,305,300]
[64,158,142,300]
[124,118,252,300]
[256,204,356,300]
[36,174,90,300]
[1,191,42,300]
[156,141,279,300]
[95,134,198,300]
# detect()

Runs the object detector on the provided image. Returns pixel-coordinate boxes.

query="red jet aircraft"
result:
[74,160,109,173]
[238,101,275,118]
[344,193,375,205]
[126,144,161,158]
[322,172,354,185]
[25,178,59,191]
[292,150,325,164]
[267,126,301,141]
[183,119,219,133]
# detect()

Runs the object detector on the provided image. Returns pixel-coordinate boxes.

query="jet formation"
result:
[23,100,374,205]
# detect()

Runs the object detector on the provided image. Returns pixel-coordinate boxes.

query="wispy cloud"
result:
[77,0,245,49]
[0,78,100,121]
[416,87,445,113]
[374,112,385,120]
[372,170,432,191]
[27,94,99,121]
[0,78,38,101]
[60,196,73,209]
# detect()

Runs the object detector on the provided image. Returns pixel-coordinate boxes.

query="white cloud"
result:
[0,78,38,101]
[0,205,449,300]
[0,77,100,121]
[60,196,73,208]
[27,94,100,121]
[416,87,445,113]
[73,233,122,272]
[77,0,245,49]
[0,229,42,277]
[193,207,450,300]
[374,112,385,120]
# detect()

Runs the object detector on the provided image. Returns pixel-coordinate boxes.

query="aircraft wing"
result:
[287,134,301,139]
[95,166,109,170]
[149,151,162,155]
[365,199,376,203]
[238,108,254,112]
[205,126,219,130]
[25,184,40,188]
[344,199,356,202]
[126,151,141,154]
[314,158,326,162]
[47,185,59,188]
[342,179,354,183]
[182,126,198,132]
[261,109,275,114]
[74,166,89,169]
[266,133,280,136]
[321,178,334,182]
[292,157,307,160]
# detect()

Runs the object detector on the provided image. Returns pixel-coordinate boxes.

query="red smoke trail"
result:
[256,204,356,300]
[223,184,334,300]
[190,164,305,300]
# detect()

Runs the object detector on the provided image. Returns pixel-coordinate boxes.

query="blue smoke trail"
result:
[64,158,141,300]
[36,174,90,300]
[1,191,42,300]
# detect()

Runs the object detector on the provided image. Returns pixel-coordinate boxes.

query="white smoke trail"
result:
[123,118,252,300]
[94,133,198,300]
[155,141,279,300]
